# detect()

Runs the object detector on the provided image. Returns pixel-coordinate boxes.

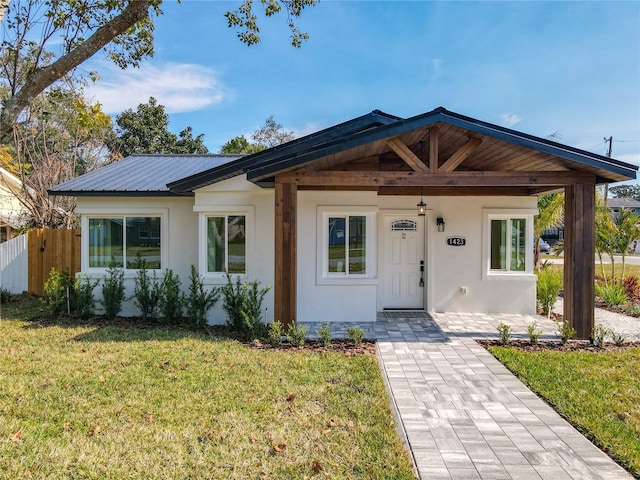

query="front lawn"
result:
[489,345,640,477]
[0,297,415,479]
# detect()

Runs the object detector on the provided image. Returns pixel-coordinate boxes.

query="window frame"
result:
[483,208,537,280]
[316,206,377,285]
[79,208,168,273]
[197,206,254,283]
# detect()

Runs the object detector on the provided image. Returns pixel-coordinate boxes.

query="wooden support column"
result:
[274,180,297,327]
[563,182,595,340]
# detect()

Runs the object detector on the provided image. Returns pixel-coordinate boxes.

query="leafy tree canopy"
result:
[609,185,640,201]
[108,97,208,157]
[220,115,294,154]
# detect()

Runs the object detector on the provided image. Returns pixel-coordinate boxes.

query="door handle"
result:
[419,260,424,287]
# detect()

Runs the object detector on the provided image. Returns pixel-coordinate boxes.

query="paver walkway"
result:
[372,312,632,480]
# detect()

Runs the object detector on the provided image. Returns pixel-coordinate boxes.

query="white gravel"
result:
[553,297,640,342]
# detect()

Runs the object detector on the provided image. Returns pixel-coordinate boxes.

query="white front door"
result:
[382,215,425,309]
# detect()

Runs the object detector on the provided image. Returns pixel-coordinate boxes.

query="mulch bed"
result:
[246,338,377,356]
[478,339,640,352]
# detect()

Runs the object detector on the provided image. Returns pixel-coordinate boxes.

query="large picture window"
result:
[327,215,367,275]
[484,208,537,278]
[88,216,161,269]
[206,215,246,274]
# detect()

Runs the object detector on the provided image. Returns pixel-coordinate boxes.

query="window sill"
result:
[316,276,378,286]
[485,272,537,281]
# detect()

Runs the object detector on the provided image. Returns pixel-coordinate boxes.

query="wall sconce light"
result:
[417,188,426,216]
[437,217,445,232]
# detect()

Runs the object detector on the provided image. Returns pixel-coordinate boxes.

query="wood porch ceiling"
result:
[273,122,613,196]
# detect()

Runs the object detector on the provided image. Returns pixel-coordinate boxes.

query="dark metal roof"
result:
[167,110,401,193]
[49,154,243,197]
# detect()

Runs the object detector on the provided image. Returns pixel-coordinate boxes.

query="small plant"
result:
[558,320,576,344]
[185,265,219,329]
[267,321,283,347]
[348,326,365,346]
[527,321,543,345]
[158,269,184,325]
[496,322,512,346]
[43,267,74,316]
[536,268,563,317]
[591,324,611,348]
[0,287,10,303]
[595,282,628,308]
[220,274,271,338]
[611,330,626,347]
[133,260,161,321]
[101,264,126,320]
[286,322,308,347]
[74,274,99,320]
[317,322,332,347]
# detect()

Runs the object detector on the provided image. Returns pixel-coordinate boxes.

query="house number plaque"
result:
[446,237,466,246]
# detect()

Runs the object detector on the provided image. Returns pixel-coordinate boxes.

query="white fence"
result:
[0,234,28,293]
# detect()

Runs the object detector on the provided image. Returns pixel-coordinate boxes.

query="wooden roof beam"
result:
[386,137,429,172]
[429,126,439,172]
[439,137,483,172]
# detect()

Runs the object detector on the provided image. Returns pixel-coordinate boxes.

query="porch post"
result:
[274,179,297,327]
[563,182,596,340]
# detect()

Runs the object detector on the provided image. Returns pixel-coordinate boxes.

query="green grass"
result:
[0,297,415,479]
[489,346,640,477]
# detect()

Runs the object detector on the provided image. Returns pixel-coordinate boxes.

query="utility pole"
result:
[604,136,613,205]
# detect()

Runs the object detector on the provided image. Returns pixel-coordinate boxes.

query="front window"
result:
[206,215,246,274]
[88,216,161,269]
[327,215,367,276]
[490,218,526,272]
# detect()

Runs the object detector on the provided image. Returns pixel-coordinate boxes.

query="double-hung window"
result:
[484,209,537,278]
[205,215,246,274]
[88,216,162,269]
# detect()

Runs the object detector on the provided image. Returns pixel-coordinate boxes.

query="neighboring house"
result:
[50,107,637,339]
[607,197,640,253]
[0,168,29,242]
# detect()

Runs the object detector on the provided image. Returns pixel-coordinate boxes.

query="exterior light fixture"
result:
[437,217,445,232]
[417,188,426,216]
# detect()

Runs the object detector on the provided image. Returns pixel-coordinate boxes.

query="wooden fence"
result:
[28,229,81,295]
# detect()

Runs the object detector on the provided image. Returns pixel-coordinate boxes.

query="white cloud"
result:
[499,113,522,128]
[86,63,226,114]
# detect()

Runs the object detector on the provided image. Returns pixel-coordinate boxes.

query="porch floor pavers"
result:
[304,313,632,479]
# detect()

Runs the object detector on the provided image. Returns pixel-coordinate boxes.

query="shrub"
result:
[286,322,308,347]
[317,322,332,347]
[622,276,640,302]
[101,265,126,320]
[220,274,271,338]
[348,326,365,346]
[558,320,576,344]
[0,287,10,303]
[43,268,74,316]
[185,265,219,329]
[133,261,161,321]
[611,330,626,347]
[496,322,512,346]
[595,282,628,308]
[74,274,99,320]
[158,269,184,325]
[536,268,563,317]
[527,321,543,345]
[591,325,611,348]
[267,321,283,347]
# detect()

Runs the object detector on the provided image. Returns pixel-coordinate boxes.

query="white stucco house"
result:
[49,107,637,339]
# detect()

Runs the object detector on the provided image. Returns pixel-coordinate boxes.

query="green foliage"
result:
[558,320,576,344]
[219,116,294,154]
[595,282,628,307]
[536,268,563,317]
[267,321,283,347]
[496,322,512,346]
[101,265,126,320]
[109,97,208,158]
[43,268,74,316]
[611,330,626,347]
[0,287,11,303]
[185,265,219,329]
[610,185,640,201]
[527,321,543,345]
[591,325,611,348]
[219,135,265,154]
[348,326,365,346]
[317,323,332,347]
[286,322,308,347]
[74,274,99,320]
[220,274,271,338]
[158,269,184,325]
[133,260,161,321]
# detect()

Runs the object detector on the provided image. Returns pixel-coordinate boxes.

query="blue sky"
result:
[87,0,640,177]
